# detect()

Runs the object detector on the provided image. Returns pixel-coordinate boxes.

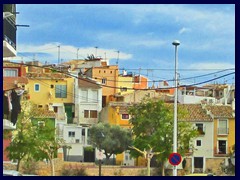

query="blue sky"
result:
[14,4,235,86]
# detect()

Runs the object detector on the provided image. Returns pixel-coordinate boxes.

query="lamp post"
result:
[172,40,180,176]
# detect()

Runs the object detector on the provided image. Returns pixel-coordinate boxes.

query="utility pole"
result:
[172,40,180,176]
[77,48,79,59]
[116,50,120,65]
[104,52,107,61]
[57,45,60,65]
[95,46,98,57]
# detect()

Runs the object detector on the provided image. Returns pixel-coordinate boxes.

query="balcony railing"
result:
[218,128,229,135]
[3,18,16,50]
[214,147,231,157]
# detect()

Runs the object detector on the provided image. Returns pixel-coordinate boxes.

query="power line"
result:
[119,68,235,71]
[7,61,235,90]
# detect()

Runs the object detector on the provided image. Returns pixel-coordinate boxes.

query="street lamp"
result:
[172,40,180,176]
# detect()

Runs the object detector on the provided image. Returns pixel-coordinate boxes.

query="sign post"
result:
[168,152,182,175]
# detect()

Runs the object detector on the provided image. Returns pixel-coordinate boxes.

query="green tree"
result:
[128,98,198,176]
[5,102,64,175]
[32,118,64,176]
[5,102,38,171]
[89,122,132,164]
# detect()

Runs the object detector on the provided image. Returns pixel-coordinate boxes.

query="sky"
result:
[14,4,235,87]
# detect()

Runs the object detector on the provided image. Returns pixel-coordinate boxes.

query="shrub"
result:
[61,164,87,176]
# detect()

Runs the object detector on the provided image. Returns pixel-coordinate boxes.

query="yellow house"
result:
[27,72,75,123]
[205,105,235,157]
[117,76,134,95]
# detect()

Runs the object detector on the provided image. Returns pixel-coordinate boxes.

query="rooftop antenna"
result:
[77,48,79,59]
[116,50,120,65]
[57,45,60,65]
[104,52,107,60]
[95,46,98,57]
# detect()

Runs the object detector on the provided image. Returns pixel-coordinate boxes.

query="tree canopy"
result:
[89,122,132,164]
[128,98,198,175]
[5,102,64,175]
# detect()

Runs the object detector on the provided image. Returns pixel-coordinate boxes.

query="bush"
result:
[61,164,87,176]
[21,159,37,174]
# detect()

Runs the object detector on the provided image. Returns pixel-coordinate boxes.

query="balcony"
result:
[3,119,16,130]
[218,128,229,135]
[3,18,16,58]
[214,147,230,157]
[79,118,98,125]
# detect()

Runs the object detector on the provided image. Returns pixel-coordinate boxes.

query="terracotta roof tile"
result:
[205,105,233,118]
[165,103,212,122]
[3,77,28,91]
[35,109,56,118]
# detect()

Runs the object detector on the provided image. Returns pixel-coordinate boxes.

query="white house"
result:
[179,104,214,173]
[58,75,102,162]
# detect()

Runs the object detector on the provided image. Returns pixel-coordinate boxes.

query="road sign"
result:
[168,153,182,166]
[98,151,103,160]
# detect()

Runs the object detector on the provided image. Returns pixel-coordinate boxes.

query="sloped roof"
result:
[3,77,28,91]
[35,109,56,118]
[26,72,71,79]
[78,76,101,88]
[205,105,233,118]
[178,104,212,122]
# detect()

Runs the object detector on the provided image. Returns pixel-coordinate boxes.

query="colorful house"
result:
[85,65,119,108]
[177,104,214,173]
[204,105,235,157]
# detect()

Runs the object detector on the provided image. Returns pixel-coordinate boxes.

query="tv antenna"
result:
[116,50,120,65]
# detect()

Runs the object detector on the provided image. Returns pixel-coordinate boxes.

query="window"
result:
[38,104,43,108]
[55,85,67,98]
[53,106,58,113]
[196,140,202,146]
[75,139,80,143]
[122,114,129,120]
[84,110,89,118]
[218,140,227,154]
[68,131,75,137]
[120,87,127,92]
[90,110,98,118]
[81,90,88,102]
[84,110,98,119]
[196,123,205,134]
[34,84,40,92]
[38,121,45,127]
[194,157,203,169]
[3,69,18,77]
[102,78,107,84]
[90,90,98,102]
[218,119,228,134]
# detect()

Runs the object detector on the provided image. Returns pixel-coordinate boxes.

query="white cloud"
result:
[131,39,167,48]
[179,27,191,34]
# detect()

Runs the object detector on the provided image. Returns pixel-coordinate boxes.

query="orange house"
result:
[85,65,119,107]
[133,75,148,89]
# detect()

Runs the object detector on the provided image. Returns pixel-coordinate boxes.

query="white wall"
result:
[192,121,214,157]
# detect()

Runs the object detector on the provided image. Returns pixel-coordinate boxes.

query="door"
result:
[83,147,95,162]
[64,104,73,124]
[218,140,227,154]
[194,157,203,173]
